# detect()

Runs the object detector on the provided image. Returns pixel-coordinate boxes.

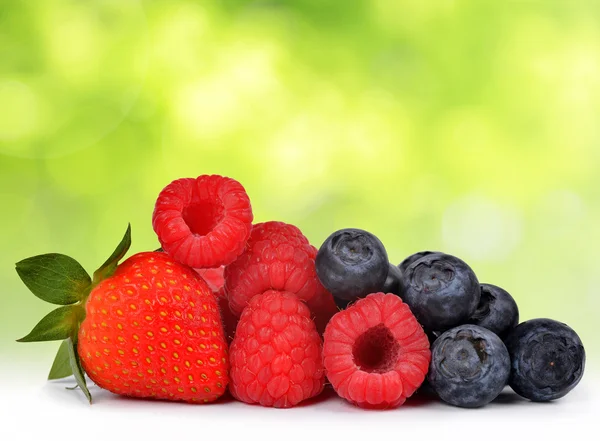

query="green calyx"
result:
[16,224,132,404]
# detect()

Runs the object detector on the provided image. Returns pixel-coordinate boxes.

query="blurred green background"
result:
[1,0,599,365]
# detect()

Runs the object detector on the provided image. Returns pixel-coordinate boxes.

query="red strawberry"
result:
[16,225,228,404]
[80,252,228,403]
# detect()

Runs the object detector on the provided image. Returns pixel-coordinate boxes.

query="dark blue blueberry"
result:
[315,228,389,303]
[505,318,585,402]
[398,251,441,274]
[428,324,510,408]
[469,284,519,339]
[382,263,403,295]
[399,253,480,332]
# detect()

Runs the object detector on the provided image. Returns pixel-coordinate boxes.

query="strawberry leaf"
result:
[17,305,81,342]
[15,254,91,305]
[66,337,92,404]
[93,224,131,284]
[48,339,73,380]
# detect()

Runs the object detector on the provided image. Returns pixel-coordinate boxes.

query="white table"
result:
[1,359,597,441]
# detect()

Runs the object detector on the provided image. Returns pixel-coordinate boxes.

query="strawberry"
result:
[16,225,228,404]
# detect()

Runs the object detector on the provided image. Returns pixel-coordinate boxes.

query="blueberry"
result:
[428,324,510,408]
[505,318,585,402]
[400,253,480,332]
[398,251,441,274]
[469,284,519,339]
[382,263,402,295]
[315,228,388,303]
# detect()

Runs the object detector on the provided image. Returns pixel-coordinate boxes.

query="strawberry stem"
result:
[15,224,133,404]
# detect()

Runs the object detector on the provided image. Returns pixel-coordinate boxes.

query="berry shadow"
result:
[402,391,438,408]
[294,385,339,408]
[321,385,440,413]
[105,390,239,409]
[488,388,558,407]
[44,378,114,405]
[491,391,526,405]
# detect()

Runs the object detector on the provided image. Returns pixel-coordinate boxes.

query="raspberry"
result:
[306,287,338,335]
[195,266,225,294]
[229,290,325,408]
[224,221,325,316]
[194,266,237,340]
[217,295,239,342]
[152,175,253,269]
[323,293,431,409]
[193,266,237,340]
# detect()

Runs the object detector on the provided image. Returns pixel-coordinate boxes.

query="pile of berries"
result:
[16,175,585,409]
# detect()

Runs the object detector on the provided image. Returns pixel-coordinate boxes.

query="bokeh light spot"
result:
[0,81,39,142]
[534,190,586,238]
[442,194,522,262]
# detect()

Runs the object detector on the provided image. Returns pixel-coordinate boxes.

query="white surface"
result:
[0,360,597,441]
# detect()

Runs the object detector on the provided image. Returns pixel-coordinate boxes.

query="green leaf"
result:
[48,340,73,380]
[17,305,79,342]
[15,254,91,305]
[66,337,92,404]
[93,224,131,284]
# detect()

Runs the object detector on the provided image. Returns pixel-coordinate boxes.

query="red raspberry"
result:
[323,293,431,409]
[229,290,325,408]
[217,295,239,342]
[224,221,325,316]
[194,267,237,341]
[152,175,253,269]
[306,287,338,336]
[195,266,225,294]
